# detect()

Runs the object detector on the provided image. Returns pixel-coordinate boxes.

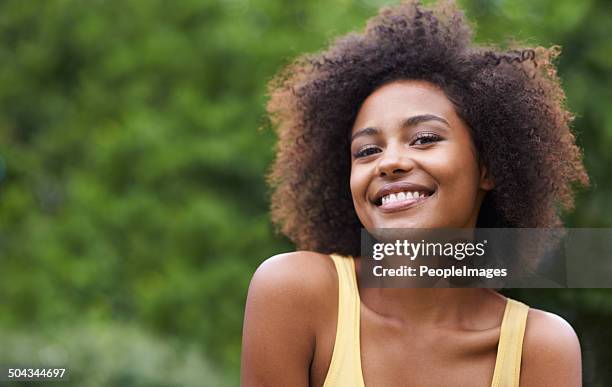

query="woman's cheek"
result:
[350,166,371,222]
[425,158,481,226]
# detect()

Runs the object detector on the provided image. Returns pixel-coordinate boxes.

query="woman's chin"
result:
[370,218,437,230]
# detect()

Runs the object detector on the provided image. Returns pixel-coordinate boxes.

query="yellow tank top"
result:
[324,254,529,387]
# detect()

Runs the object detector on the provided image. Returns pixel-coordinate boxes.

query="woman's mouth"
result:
[377,190,433,212]
[372,182,436,213]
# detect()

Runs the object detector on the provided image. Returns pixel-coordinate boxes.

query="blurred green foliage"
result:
[0,323,229,387]
[0,0,611,386]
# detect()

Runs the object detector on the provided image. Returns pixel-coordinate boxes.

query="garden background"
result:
[1,0,611,386]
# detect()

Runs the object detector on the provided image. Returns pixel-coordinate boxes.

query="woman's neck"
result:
[355,257,505,328]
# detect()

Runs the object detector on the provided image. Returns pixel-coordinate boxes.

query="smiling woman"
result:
[349,80,493,230]
[241,1,588,386]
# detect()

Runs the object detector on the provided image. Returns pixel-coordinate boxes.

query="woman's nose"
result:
[375,144,415,177]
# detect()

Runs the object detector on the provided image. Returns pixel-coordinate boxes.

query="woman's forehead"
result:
[351,80,460,133]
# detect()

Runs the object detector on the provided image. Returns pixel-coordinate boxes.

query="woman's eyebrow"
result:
[350,127,379,143]
[350,114,450,143]
[401,114,450,128]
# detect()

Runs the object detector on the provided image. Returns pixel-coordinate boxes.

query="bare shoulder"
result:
[521,307,582,386]
[241,251,339,386]
[248,251,338,304]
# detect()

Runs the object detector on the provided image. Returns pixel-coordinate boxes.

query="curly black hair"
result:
[266,0,588,257]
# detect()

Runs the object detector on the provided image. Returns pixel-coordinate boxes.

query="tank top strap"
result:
[490,298,530,387]
[323,254,365,387]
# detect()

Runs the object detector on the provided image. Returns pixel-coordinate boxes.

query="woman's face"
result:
[349,80,493,230]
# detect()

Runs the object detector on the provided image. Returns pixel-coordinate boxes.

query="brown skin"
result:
[241,81,582,386]
[242,252,581,387]
[349,80,493,230]
[267,0,589,257]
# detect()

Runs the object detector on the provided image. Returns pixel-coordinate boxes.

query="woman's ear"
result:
[479,164,495,191]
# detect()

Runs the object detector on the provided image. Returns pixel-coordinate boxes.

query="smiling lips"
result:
[373,181,435,212]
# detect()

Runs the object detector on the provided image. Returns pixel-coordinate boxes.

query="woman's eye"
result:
[354,145,381,158]
[411,133,442,146]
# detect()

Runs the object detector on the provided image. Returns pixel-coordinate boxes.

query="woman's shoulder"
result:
[242,253,342,383]
[251,250,338,287]
[520,306,582,386]
[246,251,339,313]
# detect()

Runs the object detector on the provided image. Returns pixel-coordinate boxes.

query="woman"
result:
[242,1,588,386]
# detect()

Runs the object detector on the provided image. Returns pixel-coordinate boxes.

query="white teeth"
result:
[381,190,431,205]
